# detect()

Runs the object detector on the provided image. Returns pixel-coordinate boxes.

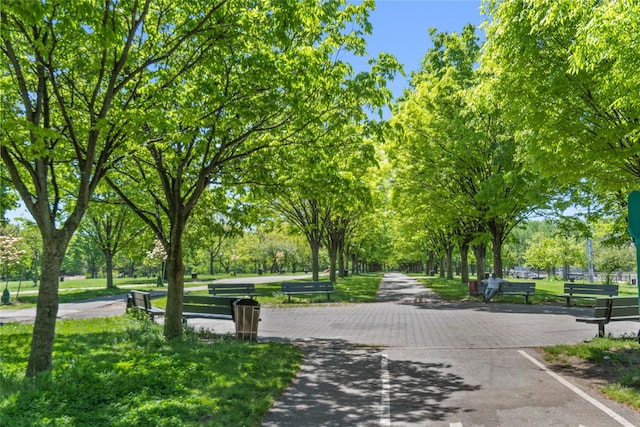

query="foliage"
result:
[481,0,640,212]
[0,316,303,426]
[0,234,26,281]
[390,24,555,278]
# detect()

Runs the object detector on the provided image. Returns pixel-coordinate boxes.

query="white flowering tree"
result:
[0,235,26,303]
[145,240,167,287]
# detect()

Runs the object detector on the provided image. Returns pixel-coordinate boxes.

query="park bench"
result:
[556,283,618,306]
[575,296,640,337]
[208,283,258,298]
[127,290,165,322]
[182,295,236,324]
[478,281,536,304]
[281,281,334,302]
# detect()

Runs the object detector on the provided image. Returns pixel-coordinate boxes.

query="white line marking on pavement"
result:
[381,353,391,426]
[519,350,636,427]
[450,423,463,427]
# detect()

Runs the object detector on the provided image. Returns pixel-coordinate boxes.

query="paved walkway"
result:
[2,273,639,426]
[258,273,640,427]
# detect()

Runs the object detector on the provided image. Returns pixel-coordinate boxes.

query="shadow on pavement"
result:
[262,339,480,426]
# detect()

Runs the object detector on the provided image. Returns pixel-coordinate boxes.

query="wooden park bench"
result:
[182,295,237,324]
[478,281,536,304]
[281,281,334,302]
[127,290,166,322]
[556,283,618,306]
[208,283,258,299]
[576,296,640,337]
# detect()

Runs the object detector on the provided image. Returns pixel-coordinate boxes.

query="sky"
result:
[357,0,485,100]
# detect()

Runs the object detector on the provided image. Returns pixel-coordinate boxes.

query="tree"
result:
[390,25,553,281]
[594,243,635,285]
[0,233,26,303]
[1,0,249,376]
[481,0,640,214]
[106,0,396,339]
[81,194,146,288]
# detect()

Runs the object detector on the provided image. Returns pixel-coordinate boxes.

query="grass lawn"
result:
[170,273,384,307]
[543,336,640,412]
[416,275,639,306]
[0,272,314,309]
[0,315,303,427]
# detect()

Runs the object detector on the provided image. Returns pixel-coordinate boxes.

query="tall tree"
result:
[106,0,396,338]
[482,0,640,213]
[390,25,553,278]
[1,0,245,376]
[81,193,145,288]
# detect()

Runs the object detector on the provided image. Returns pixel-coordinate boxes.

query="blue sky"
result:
[358,0,485,100]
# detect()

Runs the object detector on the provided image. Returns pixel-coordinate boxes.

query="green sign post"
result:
[628,191,640,342]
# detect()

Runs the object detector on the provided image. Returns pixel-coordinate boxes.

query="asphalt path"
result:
[2,273,639,426]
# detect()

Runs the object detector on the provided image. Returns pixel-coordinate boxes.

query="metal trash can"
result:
[233,298,260,341]
[468,280,479,297]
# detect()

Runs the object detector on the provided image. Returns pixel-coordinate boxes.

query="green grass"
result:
[543,336,640,412]
[0,315,303,427]
[155,273,384,307]
[0,273,302,309]
[417,276,639,306]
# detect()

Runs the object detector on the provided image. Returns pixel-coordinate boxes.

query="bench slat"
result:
[557,283,619,306]
[281,281,334,302]
[576,296,639,337]
[477,281,535,303]
[208,283,258,297]
[182,295,235,323]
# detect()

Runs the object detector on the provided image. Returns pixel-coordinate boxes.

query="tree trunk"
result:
[164,233,186,340]
[473,243,487,281]
[445,245,454,280]
[26,234,69,377]
[338,248,345,278]
[310,241,320,281]
[105,248,114,289]
[491,229,504,277]
[427,251,435,275]
[459,243,469,284]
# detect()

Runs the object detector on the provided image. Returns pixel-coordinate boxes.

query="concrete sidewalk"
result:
[257,273,640,427]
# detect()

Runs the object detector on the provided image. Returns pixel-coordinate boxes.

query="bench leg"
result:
[598,323,605,338]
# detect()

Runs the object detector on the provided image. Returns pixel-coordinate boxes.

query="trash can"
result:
[468,280,478,297]
[233,298,260,341]
[191,273,198,279]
